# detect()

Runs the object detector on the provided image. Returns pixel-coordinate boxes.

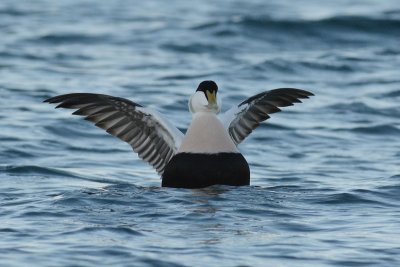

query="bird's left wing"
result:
[44,93,184,175]
[219,88,313,145]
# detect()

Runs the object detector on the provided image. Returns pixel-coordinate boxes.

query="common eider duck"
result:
[44,81,313,188]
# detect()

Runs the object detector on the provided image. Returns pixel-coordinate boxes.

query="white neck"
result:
[178,112,238,154]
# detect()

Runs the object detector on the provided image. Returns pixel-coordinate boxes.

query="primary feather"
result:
[220,88,314,145]
[44,93,183,175]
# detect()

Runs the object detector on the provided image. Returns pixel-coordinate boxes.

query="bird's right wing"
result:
[44,93,184,175]
[219,88,314,145]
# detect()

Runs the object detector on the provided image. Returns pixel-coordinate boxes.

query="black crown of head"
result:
[197,80,218,92]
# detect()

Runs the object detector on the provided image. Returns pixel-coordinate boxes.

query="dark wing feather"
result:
[220,88,313,145]
[44,93,183,175]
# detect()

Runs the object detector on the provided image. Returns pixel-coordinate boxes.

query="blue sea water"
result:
[1,0,400,266]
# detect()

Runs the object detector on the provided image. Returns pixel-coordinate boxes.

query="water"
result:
[1,0,400,266]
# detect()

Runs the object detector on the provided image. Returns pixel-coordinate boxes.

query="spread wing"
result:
[44,93,184,175]
[219,88,313,145]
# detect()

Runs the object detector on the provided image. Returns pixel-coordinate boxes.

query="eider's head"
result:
[189,80,221,114]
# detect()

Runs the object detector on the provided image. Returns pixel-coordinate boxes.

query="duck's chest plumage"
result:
[178,112,238,154]
[162,112,250,188]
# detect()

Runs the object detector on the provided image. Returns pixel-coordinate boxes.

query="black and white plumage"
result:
[44,93,183,175]
[221,88,314,145]
[44,81,313,188]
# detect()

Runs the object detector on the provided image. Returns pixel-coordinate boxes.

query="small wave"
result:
[18,211,69,218]
[0,8,38,17]
[0,228,20,233]
[137,258,187,267]
[0,136,22,142]
[277,222,322,232]
[31,33,112,45]
[313,192,386,205]
[376,181,400,201]
[1,149,35,159]
[192,15,400,41]
[330,124,400,135]
[299,61,354,72]
[353,188,400,206]
[287,153,307,159]
[250,59,297,73]
[376,48,400,55]
[161,43,224,54]
[251,58,358,74]
[237,15,400,35]
[380,90,400,98]
[158,72,220,81]
[0,165,80,178]
[61,226,143,236]
[351,124,400,135]
[190,21,221,30]
[346,78,400,87]
[327,102,400,118]
[0,51,46,61]
[52,52,93,61]
[383,9,400,18]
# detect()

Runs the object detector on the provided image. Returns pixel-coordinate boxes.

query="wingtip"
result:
[294,89,315,98]
[301,88,314,97]
[293,88,314,97]
[43,96,61,104]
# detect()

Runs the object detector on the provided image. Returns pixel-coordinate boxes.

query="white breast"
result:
[178,112,239,154]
